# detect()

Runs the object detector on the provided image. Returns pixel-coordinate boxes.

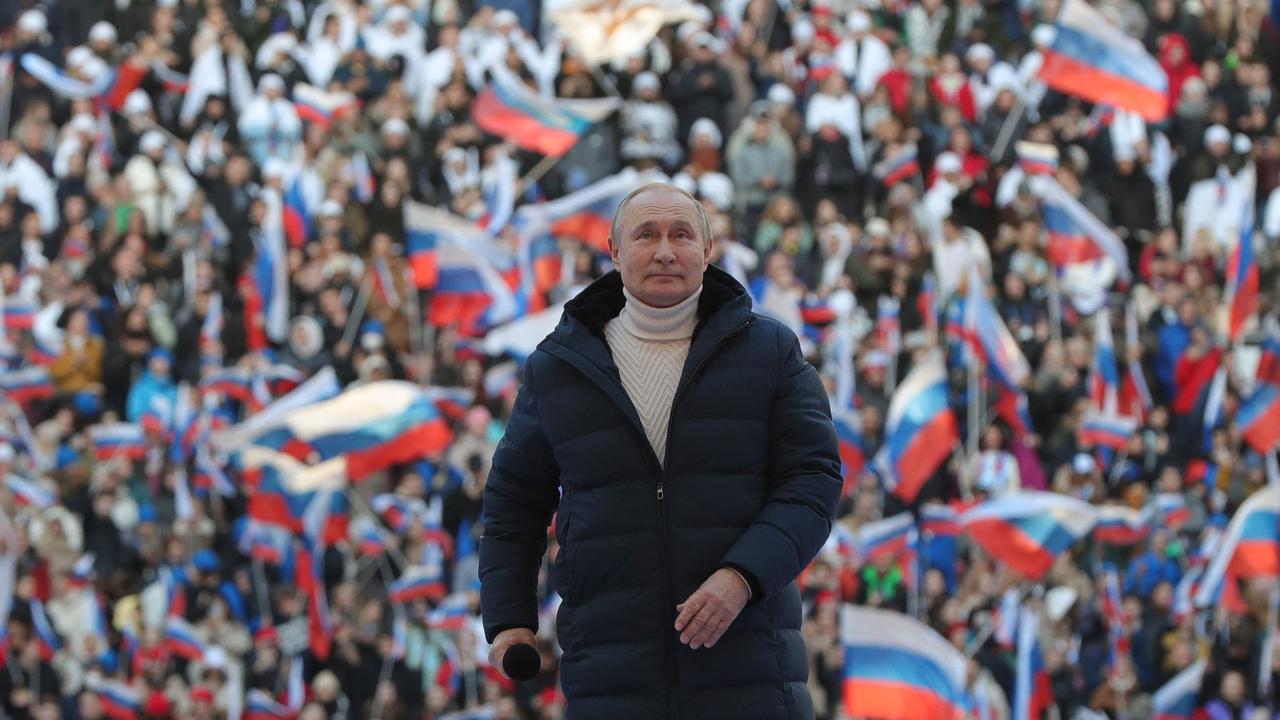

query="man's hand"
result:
[488,627,537,677]
[674,568,750,650]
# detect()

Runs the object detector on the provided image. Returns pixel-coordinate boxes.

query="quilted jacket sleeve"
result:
[720,327,842,601]
[479,360,561,642]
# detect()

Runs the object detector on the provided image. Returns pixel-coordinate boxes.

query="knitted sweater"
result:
[604,285,703,467]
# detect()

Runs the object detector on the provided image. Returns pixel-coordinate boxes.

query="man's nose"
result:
[653,236,678,262]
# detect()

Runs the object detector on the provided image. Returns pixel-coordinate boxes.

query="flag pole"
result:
[251,556,274,627]
[515,153,562,196]
[339,275,374,352]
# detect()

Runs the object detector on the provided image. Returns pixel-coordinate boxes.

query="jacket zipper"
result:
[656,317,751,718]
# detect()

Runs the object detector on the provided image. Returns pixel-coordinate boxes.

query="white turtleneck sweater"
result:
[605,285,702,467]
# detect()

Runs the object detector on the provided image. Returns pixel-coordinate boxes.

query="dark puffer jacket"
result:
[480,265,841,720]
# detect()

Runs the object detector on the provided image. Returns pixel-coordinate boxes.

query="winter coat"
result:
[480,265,841,719]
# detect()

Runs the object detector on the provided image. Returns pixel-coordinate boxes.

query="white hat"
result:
[385,4,413,25]
[767,83,795,106]
[1233,133,1253,155]
[258,73,285,94]
[1113,143,1136,163]
[80,57,109,83]
[965,43,995,64]
[689,117,722,148]
[633,71,660,94]
[676,21,703,44]
[123,89,152,116]
[137,130,163,152]
[1030,24,1056,48]
[0,444,13,462]
[935,151,962,174]
[698,172,734,211]
[262,158,286,179]
[140,130,165,155]
[671,173,697,195]
[66,46,94,70]
[493,9,518,26]
[865,217,890,238]
[156,0,177,7]
[17,9,46,34]
[1072,452,1096,474]
[70,113,97,134]
[89,21,117,44]
[1203,124,1230,146]
[202,645,228,671]
[381,117,409,137]
[691,31,717,50]
[319,199,344,218]
[846,11,871,32]
[1045,586,1078,622]
[791,19,815,44]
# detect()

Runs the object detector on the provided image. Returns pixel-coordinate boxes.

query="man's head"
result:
[608,184,713,308]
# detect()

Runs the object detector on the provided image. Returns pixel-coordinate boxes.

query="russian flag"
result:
[1089,307,1120,413]
[200,367,254,402]
[0,366,54,406]
[995,387,1035,440]
[88,679,141,720]
[69,554,95,588]
[388,570,446,604]
[832,408,866,498]
[1015,141,1059,176]
[1240,383,1280,456]
[856,513,914,562]
[282,176,311,249]
[245,689,294,720]
[1030,175,1131,281]
[958,491,1098,580]
[1077,412,1137,451]
[1153,493,1191,530]
[1014,607,1055,720]
[29,600,61,660]
[239,520,292,565]
[1256,329,1280,387]
[299,491,333,661]
[292,83,359,126]
[472,67,620,157]
[876,296,901,355]
[1195,483,1280,608]
[1093,505,1153,546]
[2,303,34,331]
[841,606,968,720]
[255,199,290,345]
[873,143,920,187]
[874,353,959,503]
[372,493,426,533]
[164,616,206,660]
[1038,0,1169,121]
[255,381,454,481]
[424,386,475,421]
[1151,659,1206,720]
[5,473,54,509]
[89,423,148,461]
[964,273,1030,390]
[514,167,665,255]
[402,201,455,290]
[27,336,60,366]
[1223,219,1259,345]
[1119,359,1153,423]
[357,522,390,556]
[918,273,938,335]
[426,594,472,630]
[920,504,960,538]
[431,243,519,335]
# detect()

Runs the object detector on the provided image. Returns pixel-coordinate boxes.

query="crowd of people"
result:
[0,0,1278,718]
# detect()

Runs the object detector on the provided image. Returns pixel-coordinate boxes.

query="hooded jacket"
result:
[480,265,841,719]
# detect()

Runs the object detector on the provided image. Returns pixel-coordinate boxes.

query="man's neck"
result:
[617,285,702,341]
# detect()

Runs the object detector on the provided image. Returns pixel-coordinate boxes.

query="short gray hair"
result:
[608,182,714,247]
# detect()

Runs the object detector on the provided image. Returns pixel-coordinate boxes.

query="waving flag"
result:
[29,599,61,660]
[551,0,703,65]
[1013,607,1054,720]
[282,176,311,248]
[1241,383,1280,456]
[1196,483,1280,607]
[1094,505,1153,546]
[873,143,920,187]
[402,201,485,290]
[89,423,148,461]
[256,193,290,344]
[855,513,914,562]
[874,353,959,503]
[389,568,446,604]
[1151,659,1206,720]
[1153,493,1191,530]
[252,381,453,480]
[965,272,1030,390]
[832,408,867,497]
[1224,229,1259,346]
[5,474,53,509]
[1030,175,1131,281]
[473,68,620,157]
[1089,307,1120,413]
[292,83,359,126]
[431,242,519,335]
[958,491,1098,580]
[245,690,294,720]
[921,504,960,538]
[372,493,426,533]
[1015,141,1059,176]
[1038,0,1169,121]
[1078,411,1137,451]
[0,366,54,406]
[876,296,901,356]
[164,616,206,660]
[87,678,141,720]
[426,593,472,630]
[1,303,34,331]
[841,606,968,720]
[515,167,665,256]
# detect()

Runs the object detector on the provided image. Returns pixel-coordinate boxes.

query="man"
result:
[480,183,841,719]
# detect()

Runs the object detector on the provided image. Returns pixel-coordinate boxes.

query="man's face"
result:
[609,187,712,308]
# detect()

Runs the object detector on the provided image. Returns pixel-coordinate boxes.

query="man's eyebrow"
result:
[632,219,695,230]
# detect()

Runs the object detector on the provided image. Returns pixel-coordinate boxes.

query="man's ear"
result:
[608,236,620,269]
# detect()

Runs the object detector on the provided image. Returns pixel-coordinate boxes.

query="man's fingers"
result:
[674,592,705,631]
[703,616,730,649]
[679,606,712,644]
[689,611,726,649]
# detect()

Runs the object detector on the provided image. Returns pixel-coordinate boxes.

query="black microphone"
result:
[502,642,541,681]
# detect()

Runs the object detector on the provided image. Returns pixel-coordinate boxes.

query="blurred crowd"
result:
[0,0,1277,718]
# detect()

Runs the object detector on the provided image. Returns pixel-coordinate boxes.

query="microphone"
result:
[502,642,541,681]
